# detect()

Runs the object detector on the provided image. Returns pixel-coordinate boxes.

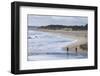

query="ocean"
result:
[27,30,87,61]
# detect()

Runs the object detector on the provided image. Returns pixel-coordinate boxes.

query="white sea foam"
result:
[27,30,87,61]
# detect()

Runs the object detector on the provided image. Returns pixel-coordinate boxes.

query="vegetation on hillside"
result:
[39,24,88,31]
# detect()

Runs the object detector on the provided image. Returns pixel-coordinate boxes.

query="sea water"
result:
[27,30,87,61]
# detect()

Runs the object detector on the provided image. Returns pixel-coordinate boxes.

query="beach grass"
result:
[80,43,88,50]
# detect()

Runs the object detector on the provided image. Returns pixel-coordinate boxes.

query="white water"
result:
[27,30,87,61]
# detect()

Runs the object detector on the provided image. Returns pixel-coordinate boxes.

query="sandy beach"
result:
[35,29,88,53]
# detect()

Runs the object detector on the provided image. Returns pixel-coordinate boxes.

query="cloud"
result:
[28,15,88,26]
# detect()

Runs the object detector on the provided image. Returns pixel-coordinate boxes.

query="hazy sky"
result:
[28,15,88,26]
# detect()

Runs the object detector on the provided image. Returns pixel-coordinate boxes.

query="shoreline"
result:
[33,29,88,53]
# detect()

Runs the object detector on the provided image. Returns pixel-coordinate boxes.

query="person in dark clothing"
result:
[67,47,69,53]
[75,47,77,53]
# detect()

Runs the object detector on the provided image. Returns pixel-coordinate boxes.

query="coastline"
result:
[34,29,88,53]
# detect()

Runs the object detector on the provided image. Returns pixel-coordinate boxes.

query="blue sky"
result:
[28,15,88,26]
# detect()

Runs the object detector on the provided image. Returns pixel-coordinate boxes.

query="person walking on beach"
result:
[67,47,69,53]
[75,47,77,54]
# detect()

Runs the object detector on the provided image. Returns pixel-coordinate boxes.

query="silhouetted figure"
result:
[75,48,77,54]
[67,47,69,54]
